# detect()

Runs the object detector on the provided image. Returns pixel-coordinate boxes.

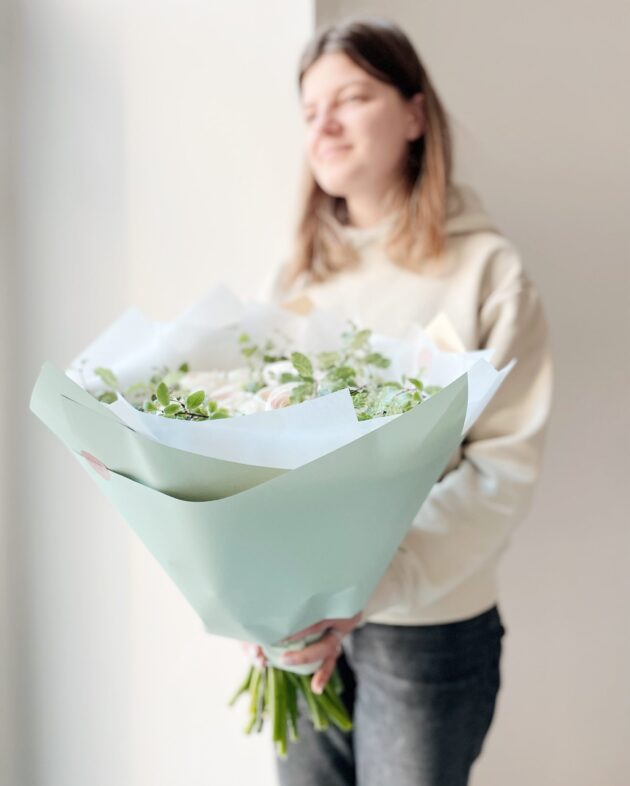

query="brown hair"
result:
[278,15,457,294]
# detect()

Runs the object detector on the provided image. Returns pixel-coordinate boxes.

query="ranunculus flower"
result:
[265,382,300,410]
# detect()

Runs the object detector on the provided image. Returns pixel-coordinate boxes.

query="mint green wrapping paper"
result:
[31,361,284,500]
[70,375,467,646]
[29,288,514,674]
[31,363,467,652]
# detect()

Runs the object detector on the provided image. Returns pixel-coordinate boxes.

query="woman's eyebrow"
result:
[302,79,371,109]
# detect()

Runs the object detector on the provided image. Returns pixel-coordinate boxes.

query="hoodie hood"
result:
[334,181,499,248]
[444,182,499,235]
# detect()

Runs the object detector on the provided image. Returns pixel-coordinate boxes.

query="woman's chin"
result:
[316,173,359,198]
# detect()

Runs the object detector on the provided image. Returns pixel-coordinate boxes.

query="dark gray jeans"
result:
[275,605,505,786]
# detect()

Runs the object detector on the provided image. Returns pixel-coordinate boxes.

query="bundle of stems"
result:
[228,664,352,757]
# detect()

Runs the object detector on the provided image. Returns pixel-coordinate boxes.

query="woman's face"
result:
[300,52,424,205]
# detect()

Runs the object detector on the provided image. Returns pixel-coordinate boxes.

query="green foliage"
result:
[316,351,341,370]
[349,327,371,350]
[156,382,170,407]
[124,381,155,403]
[326,365,356,382]
[94,367,118,389]
[230,662,352,759]
[88,318,441,422]
[350,389,368,408]
[291,352,314,380]
[289,382,315,404]
[185,390,206,410]
[97,391,117,404]
[365,352,390,369]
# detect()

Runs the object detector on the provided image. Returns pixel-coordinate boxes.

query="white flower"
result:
[179,370,228,392]
[180,365,301,415]
[210,382,249,401]
[264,381,301,410]
[235,396,268,415]
[226,368,252,384]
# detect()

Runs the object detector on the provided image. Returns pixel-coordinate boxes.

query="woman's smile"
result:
[319,145,352,161]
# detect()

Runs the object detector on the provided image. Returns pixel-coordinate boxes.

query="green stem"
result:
[285,673,300,742]
[231,658,353,750]
[228,665,253,706]
[316,686,353,731]
[269,667,279,741]
[244,667,262,735]
[297,675,329,731]
[256,668,268,733]
[274,668,288,757]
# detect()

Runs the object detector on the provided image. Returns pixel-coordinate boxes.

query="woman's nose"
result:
[312,107,342,137]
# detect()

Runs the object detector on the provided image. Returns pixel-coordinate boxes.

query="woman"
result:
[249,15,553,786]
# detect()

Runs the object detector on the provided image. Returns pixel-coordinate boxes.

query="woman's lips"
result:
[320,145,351,160]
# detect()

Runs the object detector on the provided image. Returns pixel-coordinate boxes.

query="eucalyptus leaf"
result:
[86,319,441,425]
[97,391,118,404]
[156,382,170,407]
[186,390,206,409]
[289,382,314,404]
[365,352,390,368]
[317,351,340,370]
[351,328,371,349]
[291,352,313,380]
[94,367,118,389]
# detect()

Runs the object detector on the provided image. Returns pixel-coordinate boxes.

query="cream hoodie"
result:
[259,182,553,625]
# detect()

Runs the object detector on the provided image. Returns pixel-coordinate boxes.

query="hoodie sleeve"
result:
[361,245,554,620]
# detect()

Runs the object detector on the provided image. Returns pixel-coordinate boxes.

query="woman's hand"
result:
[278,611,364,694]
[239,641,268,669]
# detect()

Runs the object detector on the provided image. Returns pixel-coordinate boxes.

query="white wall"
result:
[8,1,629,785]
[8,2,312,785]
[11,2,130,785]
[316,3,629,785]
[1,2,18,783]
[123,3,312,785]
[125,0,313,314]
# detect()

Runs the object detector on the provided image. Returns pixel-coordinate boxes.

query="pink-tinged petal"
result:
[257,386,272,401]
[209,382,245,401]
[266,382,299,410]
[79,450,111,480]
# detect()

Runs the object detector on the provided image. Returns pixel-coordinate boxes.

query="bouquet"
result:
[29,285,514,757]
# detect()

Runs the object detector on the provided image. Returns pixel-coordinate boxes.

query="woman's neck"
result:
[344,180,407,228]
